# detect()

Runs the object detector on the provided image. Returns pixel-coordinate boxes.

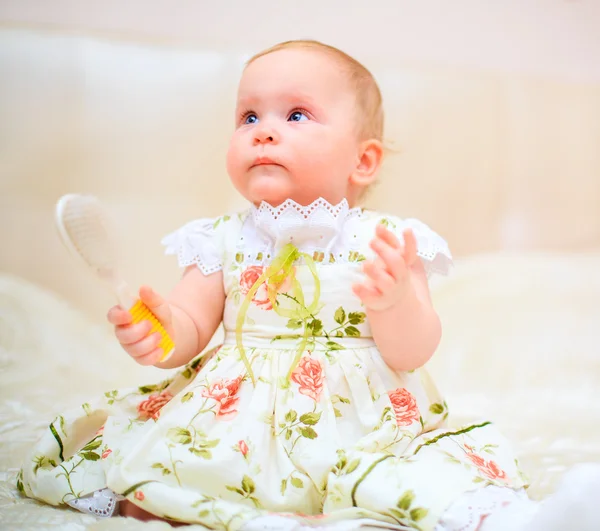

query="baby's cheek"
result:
[225,141,240,176]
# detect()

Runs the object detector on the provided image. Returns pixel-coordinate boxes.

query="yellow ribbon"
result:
[236,243,321,386]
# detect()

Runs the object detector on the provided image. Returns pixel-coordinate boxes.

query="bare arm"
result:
[352,224,442,372]
[366,260,441,371]
[155,265,225,369]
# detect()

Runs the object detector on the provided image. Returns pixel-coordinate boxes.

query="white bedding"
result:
[1,252,599,530]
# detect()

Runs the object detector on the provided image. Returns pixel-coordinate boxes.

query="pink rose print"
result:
[481,460,508,481]
[290,355,325,402]
[134,491,145,501]
[465,449,508,482]
[239,266,272,310]
[239,265,295,310]
[201,376,243,419]
[101,449,112,459]
[388,388,420,426]
[238,440,249,457]
[137,391,173,421]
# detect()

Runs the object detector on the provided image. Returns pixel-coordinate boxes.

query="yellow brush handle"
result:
[129,300,174,361]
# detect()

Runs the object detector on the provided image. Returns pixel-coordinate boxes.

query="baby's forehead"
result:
[236,89,320,108]
[237,49,353,104]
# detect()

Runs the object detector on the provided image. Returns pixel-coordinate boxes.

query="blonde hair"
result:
[246,40,384,142]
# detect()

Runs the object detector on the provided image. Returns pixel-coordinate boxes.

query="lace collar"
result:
[247,197,363,254]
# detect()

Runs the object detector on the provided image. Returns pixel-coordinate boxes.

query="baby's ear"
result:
[350,139,384,188]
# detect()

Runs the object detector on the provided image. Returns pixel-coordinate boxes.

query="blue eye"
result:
[244,114,258,125]
[288,111,308,122]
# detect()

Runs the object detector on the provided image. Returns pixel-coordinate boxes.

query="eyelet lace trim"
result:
[66,487,122,517]
[403,218,453,277]
[245,197,363,263]
[435,486,532,531]
[162,198,452,277]
[162,218,223,275]
[253,197,361,221]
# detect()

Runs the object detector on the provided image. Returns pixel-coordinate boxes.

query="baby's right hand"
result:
[107,286,174,366]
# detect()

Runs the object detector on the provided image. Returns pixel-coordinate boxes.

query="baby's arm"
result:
[107,265,225,369]
[352,224,441,371]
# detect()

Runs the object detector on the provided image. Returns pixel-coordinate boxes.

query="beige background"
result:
[1,0,599,319]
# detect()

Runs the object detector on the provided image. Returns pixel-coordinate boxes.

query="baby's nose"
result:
[254,124,278,144]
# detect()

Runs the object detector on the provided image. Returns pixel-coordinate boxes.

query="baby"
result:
[19,40,596,531]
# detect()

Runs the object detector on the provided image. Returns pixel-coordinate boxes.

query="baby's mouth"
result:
[251,156,283,168]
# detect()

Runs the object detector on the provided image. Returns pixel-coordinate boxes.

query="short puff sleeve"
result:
[396,218,453,278]
[161,217,226,275]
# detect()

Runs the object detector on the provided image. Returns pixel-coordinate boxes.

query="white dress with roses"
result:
[20,198,527,531]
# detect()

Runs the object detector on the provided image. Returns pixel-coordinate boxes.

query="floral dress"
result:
[19,198,527,530]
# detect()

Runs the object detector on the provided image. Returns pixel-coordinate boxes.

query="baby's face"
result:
[227,48,363,207]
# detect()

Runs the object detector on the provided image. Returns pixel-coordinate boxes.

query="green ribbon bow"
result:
[236,243,321,385]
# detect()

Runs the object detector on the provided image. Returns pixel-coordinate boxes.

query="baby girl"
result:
[20,40,598,531]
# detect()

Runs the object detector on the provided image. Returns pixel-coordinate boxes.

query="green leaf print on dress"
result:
[332,451,362,477]
[32,455,57,474]
[52,435,103,503]
[275,303,366,358]
[331,394,351,418]
[384,489,429,530]
[79,437,102,461]
[225,474,263,509]
[277,405,322,457]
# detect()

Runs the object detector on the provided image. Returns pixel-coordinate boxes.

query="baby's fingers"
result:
[125,333,163,361]
[363,260,395,292]
[115,321,152,346]
[107,305,132,326]
[375,223,401,249]
[134,347,166,367]
[139,285,172,327]
[352,281,381,304]
[370,238,406,281]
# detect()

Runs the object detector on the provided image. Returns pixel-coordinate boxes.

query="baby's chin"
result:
[245,174,297,207]
[243,170,331,207]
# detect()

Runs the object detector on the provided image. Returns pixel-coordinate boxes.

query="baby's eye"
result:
[244,114,258,125]
[288,111,308,122]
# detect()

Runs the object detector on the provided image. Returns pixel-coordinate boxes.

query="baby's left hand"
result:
[352,224,418,312]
